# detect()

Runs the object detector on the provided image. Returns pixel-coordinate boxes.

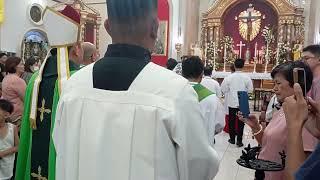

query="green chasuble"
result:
[192,83,214,102]
[15,55,79,180]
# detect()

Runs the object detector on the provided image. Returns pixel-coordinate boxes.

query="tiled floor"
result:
[212,125,258,180]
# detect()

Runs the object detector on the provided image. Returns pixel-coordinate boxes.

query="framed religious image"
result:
[28,4,43,25]
[153,21,168,56]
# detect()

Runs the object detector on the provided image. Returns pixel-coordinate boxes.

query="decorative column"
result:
[95,16,102,54]
[204,25,208,51]
[286,21,291,44]
[278,24,283,43]
[80,11,88,42]
[215,25,220,46]
[209,27,214,41]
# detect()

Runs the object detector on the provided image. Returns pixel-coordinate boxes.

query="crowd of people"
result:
[0,0,320,180]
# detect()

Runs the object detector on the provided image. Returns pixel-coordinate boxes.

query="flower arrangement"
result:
[206,41,221,70]
[220,36,236,64]
[262,26,275,44]
[277,42,291,64]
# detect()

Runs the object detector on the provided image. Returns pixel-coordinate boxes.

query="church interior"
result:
[1,0,320,180]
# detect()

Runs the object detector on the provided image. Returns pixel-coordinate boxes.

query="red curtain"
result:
[151,0,170,67]
[85,23,95,44]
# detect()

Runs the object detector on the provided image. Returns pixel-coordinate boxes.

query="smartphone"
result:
[293,68,307,96]
[238,91,250,118]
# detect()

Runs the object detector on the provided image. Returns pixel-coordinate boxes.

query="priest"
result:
[53,0,220,180]
[15,5,83,180]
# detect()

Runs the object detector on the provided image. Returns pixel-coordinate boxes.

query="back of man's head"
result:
[303,45,320,57]
[82,42,97,65]
[166,58,178,70]
[182,56,204,79]
[106,0,158,38]
[204,66,213,76]
[234,58,245,69]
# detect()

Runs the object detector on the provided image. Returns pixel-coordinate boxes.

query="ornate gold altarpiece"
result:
[201,0,304,53]
[72,0,102,53]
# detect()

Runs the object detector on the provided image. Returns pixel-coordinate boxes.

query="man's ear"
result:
[73,42,82,56]
[104,19,112,36]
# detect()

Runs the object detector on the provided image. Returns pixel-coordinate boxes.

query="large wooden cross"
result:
[31,166,48,180]
[237,41,246,58]
[37,99,51,122]
[238,4,262,41]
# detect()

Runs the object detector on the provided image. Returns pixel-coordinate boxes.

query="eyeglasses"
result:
[301,56,319,61]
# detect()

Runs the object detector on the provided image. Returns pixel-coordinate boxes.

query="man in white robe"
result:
[182,56,225,146]
[201,65,222,98]
[52,0,220,180]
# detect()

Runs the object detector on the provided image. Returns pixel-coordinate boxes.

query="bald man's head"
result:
[82,42,98,65]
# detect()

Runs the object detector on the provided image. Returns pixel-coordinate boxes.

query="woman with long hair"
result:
[21,57,39,84]
[1,57,26,127]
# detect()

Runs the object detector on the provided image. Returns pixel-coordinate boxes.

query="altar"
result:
[198,0,305,87]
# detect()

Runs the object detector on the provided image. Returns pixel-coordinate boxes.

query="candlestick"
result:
[213,42,216,71]
[253,57,257,73]
[276,42,280,65]
[223,43,227,72]
[264,43,269,73]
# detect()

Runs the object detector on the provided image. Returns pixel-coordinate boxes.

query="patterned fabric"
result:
[173,63,182,76]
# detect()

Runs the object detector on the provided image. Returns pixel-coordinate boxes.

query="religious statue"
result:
[292,40,303,61]
[245,48,251,64]
[258,46,266,64]
[191,42,204,59]
[235,4,265,42]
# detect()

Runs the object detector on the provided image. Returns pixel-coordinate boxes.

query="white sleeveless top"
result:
[0,123,15,179]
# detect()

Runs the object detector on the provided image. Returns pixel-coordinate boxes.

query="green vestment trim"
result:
[192,83,214,102]
[15,69,77,180]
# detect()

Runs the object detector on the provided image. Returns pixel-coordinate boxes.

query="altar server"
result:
[53,0,220,180]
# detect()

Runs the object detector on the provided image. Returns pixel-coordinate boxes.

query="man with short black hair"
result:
[53,1,220,180]
[166,58,178,70]
[201,65,222,98]
[302,45,320,101]
[221,58,253,147]
[182,56,225,146]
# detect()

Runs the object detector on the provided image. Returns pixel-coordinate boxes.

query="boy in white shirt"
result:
[201,66,222,98]
[221,59,253,147]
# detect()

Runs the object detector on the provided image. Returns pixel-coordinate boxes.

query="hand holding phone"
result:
[293,68,307,97]
[238,91,250,118]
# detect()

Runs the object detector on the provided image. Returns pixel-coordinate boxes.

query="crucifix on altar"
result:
[237,41,246,58]
[235,4,265,61]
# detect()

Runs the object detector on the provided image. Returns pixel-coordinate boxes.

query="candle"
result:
[254,42,258,58]
[213,42,216,71]
[276,43,280,65]
[223,43,227,72]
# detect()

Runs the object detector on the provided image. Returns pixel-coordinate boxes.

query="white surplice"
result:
[201,76,222,98]
[221,71,253,108]
[199,94,225,145]
[53,62,220,180]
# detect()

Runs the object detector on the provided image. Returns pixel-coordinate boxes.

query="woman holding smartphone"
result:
[239,61,318,180]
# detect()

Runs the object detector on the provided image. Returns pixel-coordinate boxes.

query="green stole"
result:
[15,55,78,180]
[192,83,214,102]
